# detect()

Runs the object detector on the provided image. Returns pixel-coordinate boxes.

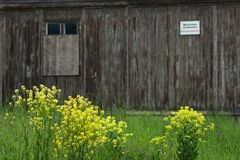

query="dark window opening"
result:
[65,23,78,35]
[46,22,79,35]
[47,23,60,35]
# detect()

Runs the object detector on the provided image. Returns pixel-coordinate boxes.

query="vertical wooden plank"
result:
[218,6,227,109]
[0,13,4,104]
[168,7,177,109]
[203,7,214,109]
[212,6,218,109]
[236,7,240,109]
[126,7,129,107]
[154,8,169,110]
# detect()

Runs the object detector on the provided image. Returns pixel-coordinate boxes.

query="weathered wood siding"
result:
[0,11,42,101]
[85,8,127,107]
[1,4,240,110]
[128,7,169,109]
[215,6,240,110]
[168,6,214,110]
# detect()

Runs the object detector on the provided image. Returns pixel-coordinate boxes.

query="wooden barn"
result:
[1,0,240,110]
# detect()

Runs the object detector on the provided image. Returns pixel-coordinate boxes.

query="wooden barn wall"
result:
[0,11,42,101]
[167,6,214,110]
[128,7,169,109]
[84,8,127,107]
[1,5,240,110]
[214,6,240,110]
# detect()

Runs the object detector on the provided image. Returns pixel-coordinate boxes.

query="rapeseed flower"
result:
[10,84,131,160]
[151,106,214,160]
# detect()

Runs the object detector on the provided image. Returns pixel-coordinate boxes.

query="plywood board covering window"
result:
[43,35,79,76]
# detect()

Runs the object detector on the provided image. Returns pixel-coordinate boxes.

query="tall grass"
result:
[1,107,240,160]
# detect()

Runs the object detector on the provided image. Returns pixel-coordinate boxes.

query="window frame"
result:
[46,23,61,35]
[45,22,79,36]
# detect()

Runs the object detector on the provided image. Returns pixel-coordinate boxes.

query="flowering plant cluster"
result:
[52,96,132,159]
[12,85,60,128]
[10,85,131,160]
[151,106,215,160]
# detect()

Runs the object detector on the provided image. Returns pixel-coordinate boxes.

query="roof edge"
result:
[0,0,240,10]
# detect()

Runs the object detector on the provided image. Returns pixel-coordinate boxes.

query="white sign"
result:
[180,21,200,35]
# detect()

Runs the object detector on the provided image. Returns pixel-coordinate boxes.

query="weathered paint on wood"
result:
[43,35,80,76]
[1,4,240,110]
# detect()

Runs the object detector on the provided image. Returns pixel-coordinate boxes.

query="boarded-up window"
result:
[43,22,79,76]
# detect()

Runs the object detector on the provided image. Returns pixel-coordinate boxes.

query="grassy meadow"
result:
[1,106,240,160]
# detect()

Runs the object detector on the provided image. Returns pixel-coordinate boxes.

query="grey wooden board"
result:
[43,35,80,76]
[2,0,240,10]
[1,0,240,5]
[0,14,4,104]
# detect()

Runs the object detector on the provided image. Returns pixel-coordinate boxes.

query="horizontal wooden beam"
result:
[1,0,240,9]
[0,2,128,10]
